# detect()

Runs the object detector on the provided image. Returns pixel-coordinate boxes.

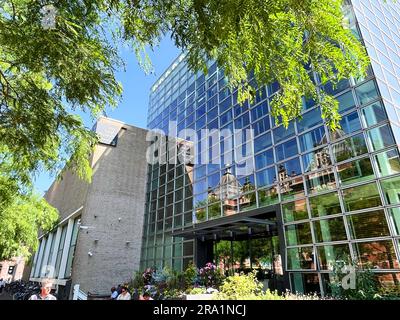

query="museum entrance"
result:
[172,205,289,292]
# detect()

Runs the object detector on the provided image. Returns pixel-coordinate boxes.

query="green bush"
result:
[183,262,198,290]
[213,272,283,300]
[131,270,145,291]
[189,287,208,295]
[329,260,380,300]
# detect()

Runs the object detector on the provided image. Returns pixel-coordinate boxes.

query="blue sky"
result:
[34,37,181,194]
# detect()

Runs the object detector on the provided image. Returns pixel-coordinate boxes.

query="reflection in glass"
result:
[330,112,361,140]
[302,147,331,172]
[342,182,382,212]
[368,124,395,151]
[280,157,302,177]
[297,107,322,132]
[313,217,347,243]
[337,157,375,186]
[278,174,305,201]
[353,240,399,269]
[287,247,315,270]
[375,273,400,288]
[309,192,341,217]
[239,192,257,211]
[355,80,379,106]
[282,199,308,223]
[323,79,350,96]
[273,122,295,144]
[255,149,274,170]
[375,149,400,177]
[317,244,351,270]
[333,133,368,162]
[290,273,320,295]
[347,210,389,239]
[336,91,356,114]
[276,138,298,161]
[381,176,400,205]
[362,101,387,127]
[254,132,272,153]
[299,126,327,152]
[389,207,400,235]
[253,117,270,136]
[305,169,336,195]
[256,167,276,188]
[285,222,312,246]
[258,187,279,207]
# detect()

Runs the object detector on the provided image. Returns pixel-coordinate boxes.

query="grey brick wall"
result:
[70,119,148,295]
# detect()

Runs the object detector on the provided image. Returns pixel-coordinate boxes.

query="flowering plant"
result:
[199,262,223,288]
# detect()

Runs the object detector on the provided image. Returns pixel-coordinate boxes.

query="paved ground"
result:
[0,292,12,300]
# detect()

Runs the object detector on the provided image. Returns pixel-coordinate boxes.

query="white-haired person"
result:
[29,278,57,300]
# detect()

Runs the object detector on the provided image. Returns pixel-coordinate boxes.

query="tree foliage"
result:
[122,0,369,128]
[0,0,372,258]
[1,0,369,184]
[0,190,58,260]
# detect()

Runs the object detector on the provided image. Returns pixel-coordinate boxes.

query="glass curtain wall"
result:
[141,1,400,295]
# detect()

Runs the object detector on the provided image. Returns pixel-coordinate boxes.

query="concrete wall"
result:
[44,164,89,223]
[70,119,148,295]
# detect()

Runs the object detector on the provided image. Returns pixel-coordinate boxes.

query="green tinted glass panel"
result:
[313,217,347,243]
[381,176,400,205]
[305,170,336,195]
[258,187,279,207]
[333,133,368,162]
[287,247,315,270]
[375,149,400,177]
[285,222,312,246]
[317,244,351,270]
[342,182,382,212]
[389,207,400,235]
[347,210,389,239]
[337,157,375,186]
[282,199,308,223]
[309,192,341,217]
[208,202,222,219]
[240,192,257,211]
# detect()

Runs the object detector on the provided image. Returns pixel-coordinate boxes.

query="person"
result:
[29,278,57,300]
[0,278,4,294]
[110,286,118,300]
[139,291,153,300]
[116,286,131,300]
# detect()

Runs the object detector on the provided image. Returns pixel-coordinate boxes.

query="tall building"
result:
[140,0,400,296]
[29,117,148,299]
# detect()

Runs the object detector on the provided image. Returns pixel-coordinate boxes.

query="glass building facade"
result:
[140,0,400,295]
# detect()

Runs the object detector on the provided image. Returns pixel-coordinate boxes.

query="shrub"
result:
[131,271,145,291]
[189,287,208,295]
[213,272,283,300]
[284,290,323,300]
[183,262,199,290]
[328,260,379,300]
[199,262,224,288]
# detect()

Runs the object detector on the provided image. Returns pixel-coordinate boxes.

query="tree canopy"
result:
[0,0,370,259]
[0,190,58,260]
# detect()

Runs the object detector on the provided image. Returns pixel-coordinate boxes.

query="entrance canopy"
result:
[172,206,279,241]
